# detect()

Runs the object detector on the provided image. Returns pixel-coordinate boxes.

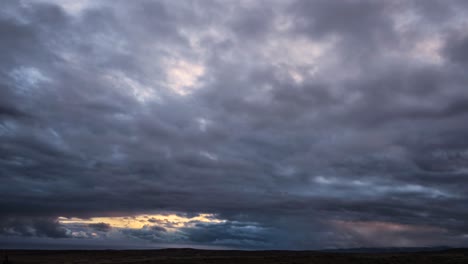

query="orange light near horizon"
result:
[331,220,447,247]
[58,213,225,230]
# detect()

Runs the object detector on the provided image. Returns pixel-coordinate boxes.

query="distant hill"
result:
[321,246,452,253]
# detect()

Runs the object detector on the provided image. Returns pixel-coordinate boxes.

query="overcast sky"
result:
[1,0,468,250]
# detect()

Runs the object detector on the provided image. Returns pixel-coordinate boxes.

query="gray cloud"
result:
[1,0,468,249]
[88,222,112,232]
[0,217,68,238]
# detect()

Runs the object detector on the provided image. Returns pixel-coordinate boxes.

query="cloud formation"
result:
[1,0,468,249]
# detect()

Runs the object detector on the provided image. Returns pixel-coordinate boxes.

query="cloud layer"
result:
[1,0,468,249]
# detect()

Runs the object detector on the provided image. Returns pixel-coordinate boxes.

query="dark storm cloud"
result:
[0,217,68,238]
[88,222,112,232]
[179,221,272,248]
[122,225,169,243]
[289,0,393,41]
[1,0,468,249]
[0,104,29,119]
[120,220,274,249]
[443,33,468,66]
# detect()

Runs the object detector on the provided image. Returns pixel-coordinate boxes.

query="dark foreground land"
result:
[2,248,468,264]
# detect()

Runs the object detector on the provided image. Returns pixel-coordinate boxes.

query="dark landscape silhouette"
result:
[2,248,468,264]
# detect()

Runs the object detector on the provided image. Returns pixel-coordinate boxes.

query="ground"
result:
[2,248,468,264]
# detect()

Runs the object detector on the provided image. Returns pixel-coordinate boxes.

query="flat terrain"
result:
[2,248,468,264]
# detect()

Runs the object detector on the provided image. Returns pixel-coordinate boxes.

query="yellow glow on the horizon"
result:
[58,213,224,230]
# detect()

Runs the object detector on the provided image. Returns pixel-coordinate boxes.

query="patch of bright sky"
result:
[9,66,50,93]
[32,0,97,15]
[411,36,443,64]
[311,175,453,199]
[390,7,445,65]
[59,213,225,230]
[165,59,205,96]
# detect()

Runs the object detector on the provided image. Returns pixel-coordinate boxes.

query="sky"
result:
[1,0,468,250]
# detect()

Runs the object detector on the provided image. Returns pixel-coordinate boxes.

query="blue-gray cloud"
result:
[1,0,468,249]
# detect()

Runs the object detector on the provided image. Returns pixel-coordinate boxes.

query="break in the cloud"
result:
[1,0,468,250]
